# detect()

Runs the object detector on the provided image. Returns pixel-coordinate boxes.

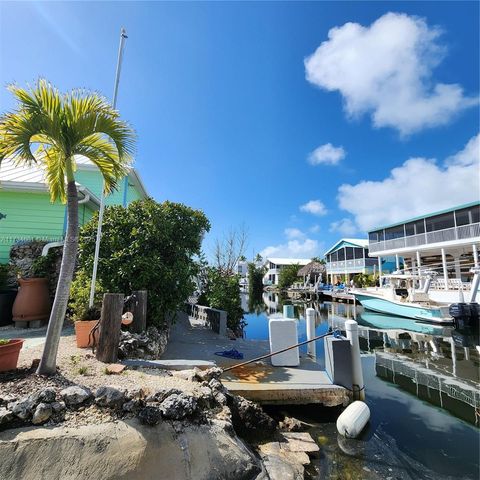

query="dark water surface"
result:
[242,294,480,479]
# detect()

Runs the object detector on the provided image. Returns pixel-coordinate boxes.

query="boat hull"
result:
[354,293,451,324]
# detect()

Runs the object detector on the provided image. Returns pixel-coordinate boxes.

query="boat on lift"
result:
[352,271,453,324]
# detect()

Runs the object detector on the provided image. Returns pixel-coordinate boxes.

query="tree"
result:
[0,80,134,375]
[213,225,248,275]
[77,199,210,326]
[278,264,300,289]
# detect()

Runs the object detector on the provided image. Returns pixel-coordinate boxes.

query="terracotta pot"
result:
[74,320,100,348]
[0,339,24,372]
[0,290,17,326]
[12,278,51,322]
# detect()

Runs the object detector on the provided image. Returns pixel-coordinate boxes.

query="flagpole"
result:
[89,27,128,307]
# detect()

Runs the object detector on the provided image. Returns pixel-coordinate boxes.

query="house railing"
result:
[185,303,227,336]
[369,222,480,253]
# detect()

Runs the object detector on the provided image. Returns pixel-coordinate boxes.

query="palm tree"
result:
[0,80,135,375]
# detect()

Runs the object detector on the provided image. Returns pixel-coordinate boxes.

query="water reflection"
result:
[242,293,480,478]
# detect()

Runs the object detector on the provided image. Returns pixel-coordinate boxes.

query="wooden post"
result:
[96,293,124,363]
[131,290,147,333]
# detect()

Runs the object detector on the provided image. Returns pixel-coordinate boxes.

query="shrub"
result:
[199,267,244,334]
[278,264,300,289]
[69,270,104,321]
[77,199,210,327]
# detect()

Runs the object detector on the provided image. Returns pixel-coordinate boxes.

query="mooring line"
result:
[221,329,341,373]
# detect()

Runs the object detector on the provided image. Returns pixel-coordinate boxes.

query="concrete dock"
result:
[160,313,350,406]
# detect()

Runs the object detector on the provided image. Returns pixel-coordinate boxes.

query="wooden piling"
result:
[131,290,147,333]
[96,293,124,363]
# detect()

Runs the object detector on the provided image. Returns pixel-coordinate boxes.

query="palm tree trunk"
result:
[37,180,79,375]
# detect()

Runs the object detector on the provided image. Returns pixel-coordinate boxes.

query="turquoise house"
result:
[0,156,148,263]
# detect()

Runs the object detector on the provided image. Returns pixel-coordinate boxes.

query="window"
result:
[425,212,455,232]
[346,247,354,260]
[405,222,415,236]
[354,247,364,259]
[332,251,338,262]
[414,220,425,234]
[456,206,480,226]
[368,231,379,243]
[338,249,345,261]
[385,225,405,240]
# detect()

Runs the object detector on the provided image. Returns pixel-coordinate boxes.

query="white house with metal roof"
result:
[262,257,311,286]
[367,201,480,302]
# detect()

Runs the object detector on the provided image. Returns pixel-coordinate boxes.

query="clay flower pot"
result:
[0,339,24,372]
[75,320,100,348]
[12,278,51,325]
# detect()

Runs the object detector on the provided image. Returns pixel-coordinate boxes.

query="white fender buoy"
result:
[336,401,370,438]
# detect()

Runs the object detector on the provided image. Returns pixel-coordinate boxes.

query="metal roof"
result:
[324,238,369,256]
[265,257,311,266]
[368,200,480,232]
[0,155,148,198]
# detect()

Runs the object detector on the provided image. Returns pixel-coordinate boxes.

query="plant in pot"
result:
[0,338,24,372]
[0,264,18,327]
[69,271,103,348]
[12,255,52,328]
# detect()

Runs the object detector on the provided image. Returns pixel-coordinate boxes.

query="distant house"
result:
[0,156,148,263]
[262,257,311,286]
[324,238,397,284]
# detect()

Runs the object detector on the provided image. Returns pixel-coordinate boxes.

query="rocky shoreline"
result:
[0,364,320,479]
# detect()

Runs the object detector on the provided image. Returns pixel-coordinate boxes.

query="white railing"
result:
[369,222,480,253]
[327,260,369,273]
[430,279,472,291]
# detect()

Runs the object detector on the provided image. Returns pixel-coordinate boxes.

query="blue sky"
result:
[1,1,479,260]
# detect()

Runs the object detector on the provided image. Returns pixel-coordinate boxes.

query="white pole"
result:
[395,254,400,271]
[377,257,382,285]
[473,244,479,268]
[345,320,365,400]
[89,28,128,307]
[441,248,449,291]
[416,251,422,288]
[306,308,316,358]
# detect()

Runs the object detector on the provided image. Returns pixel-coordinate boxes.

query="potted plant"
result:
[0,264,18,327]
[69,271,103,348]
[12,255,52,327]
[0,338,24,372]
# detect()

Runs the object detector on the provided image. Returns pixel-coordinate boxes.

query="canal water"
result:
[242,293,480,479]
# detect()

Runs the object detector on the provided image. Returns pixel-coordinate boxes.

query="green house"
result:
[0,156,148,263]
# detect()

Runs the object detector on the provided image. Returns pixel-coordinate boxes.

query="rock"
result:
[32,403,53,425]
[0,394,17,406]
[105,364,126,375]
[51,401,66,413]
[146,388,181,403]
[95,386,126,409]
[138,406,162,426]
[172,368,202,382]
[0,418,264,480]
[160,393,198,420]
[60,385,92,406]
[118,326,169,360]
[197,367,223,383]
[9,398,35,420]
[30,387,56,405]
[0,407,14,425]
[228,395,276,439]
[123,400,141,413]
[196,386,214,409]
[279,417,303,432]
[281,432,320,453]
[129,388,147,400]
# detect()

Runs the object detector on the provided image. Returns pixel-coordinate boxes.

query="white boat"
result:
[352,272,453,324]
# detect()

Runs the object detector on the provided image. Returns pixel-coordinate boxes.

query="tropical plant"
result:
[77,199,210,326]
[278,264,301,289]
[69,270,104,321]
[0,80,135,375]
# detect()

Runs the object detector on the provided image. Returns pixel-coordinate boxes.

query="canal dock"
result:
[158,312,351,406]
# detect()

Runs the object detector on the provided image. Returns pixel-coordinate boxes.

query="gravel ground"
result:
[1,330,203,404]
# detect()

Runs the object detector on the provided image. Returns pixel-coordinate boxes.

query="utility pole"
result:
[89,27,128,307]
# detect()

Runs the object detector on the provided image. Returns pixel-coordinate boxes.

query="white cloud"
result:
[329,218,357,236]
[305,12,478,135]
[284,228,305,240]
[337,134,480,232]
[309,224,321,233]
[300,200,327,216]
[308,143,346,166]
[260,238,320,259]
